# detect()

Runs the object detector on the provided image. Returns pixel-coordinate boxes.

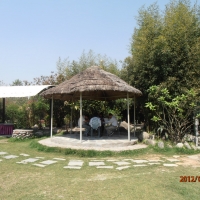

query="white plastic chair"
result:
[90,117,101,137]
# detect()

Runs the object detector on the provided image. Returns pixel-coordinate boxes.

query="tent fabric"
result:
[0,85,53,98]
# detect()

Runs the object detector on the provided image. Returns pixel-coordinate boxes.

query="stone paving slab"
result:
[40,160,58,165]
[148,163,161,165]
[116,166,130,170]
[3,155,19,159]
[163,163,178,167]
[106,159,119,162]
[96,166,114,169]
[33,164,46,168]
[53,158,66,161]
[90,160,105,162]
[132,160,148,163]
[173,155,180,158]
[89,161,105,166]
[20,153,30,156]
[114,161,131,166]
[133,164,148,167]
[68,160,83,166]
[166,158,180,162]
[63,166,81,169]
[0,152,8,155]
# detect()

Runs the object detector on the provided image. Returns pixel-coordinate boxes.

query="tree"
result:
[127,0,200,98]
[146,85,199,143]
[11,79,23,86]
[123,0,200,130]
[56,50,121,79]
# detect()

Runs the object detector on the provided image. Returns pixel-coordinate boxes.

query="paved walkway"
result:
[1,150,200,170]
[39,134,148,151]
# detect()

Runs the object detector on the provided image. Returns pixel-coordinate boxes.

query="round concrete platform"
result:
[39,134,148,151]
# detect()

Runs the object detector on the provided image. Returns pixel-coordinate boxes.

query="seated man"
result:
[78,114,91,136]
[105,113,118,136]
[89,115,101,137]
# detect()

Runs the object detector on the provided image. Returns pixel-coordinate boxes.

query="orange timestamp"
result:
[180,176,200,182]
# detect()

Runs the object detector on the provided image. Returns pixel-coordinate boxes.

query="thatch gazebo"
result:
[41,66,142,141]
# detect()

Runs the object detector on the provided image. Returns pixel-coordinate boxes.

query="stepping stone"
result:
[40,160,57,165]
[116,166,130,170]
[68,160,83,166]
[63,166,81,169]
[148,163,160,165]
[114,161,131,166]
[20,153,30,156]
[107,159,119,162]
[173,155,180,158]
[133,164,148,167]
[17,158,39,163]
[16,161,28,164]
[3,155,18,159]
[163,163,178,167]
[89,162,105,166]
[0,152,8,155]
[132,160,148,163]
[0,159,2,162]
[96,166,114,169]
[33,164,46,168]
[53,158,66,161]
[35,157,45,159]
[166,158,179,162]
[90,160,105,162]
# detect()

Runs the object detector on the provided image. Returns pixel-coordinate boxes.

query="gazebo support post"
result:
[50,96,53,138]
[127,93,130,141]
[70,107,72,134]
[80,92,82,142]
[134,95,136,137]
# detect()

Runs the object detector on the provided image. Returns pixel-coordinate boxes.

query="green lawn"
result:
[0,138,200,200]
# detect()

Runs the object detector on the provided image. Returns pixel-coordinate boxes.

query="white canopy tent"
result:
[0,85,53,98]
[0,85,54,125]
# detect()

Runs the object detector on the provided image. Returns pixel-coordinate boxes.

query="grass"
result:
[0,137,200,199]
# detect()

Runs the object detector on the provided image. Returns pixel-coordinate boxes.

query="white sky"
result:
[0,0,198,85]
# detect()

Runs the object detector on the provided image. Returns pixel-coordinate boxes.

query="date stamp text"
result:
[180,176,200,182]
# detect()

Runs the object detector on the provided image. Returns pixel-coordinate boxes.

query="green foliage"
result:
[122,0,200,124]
[146,85,200,143]
[57,50,121,80]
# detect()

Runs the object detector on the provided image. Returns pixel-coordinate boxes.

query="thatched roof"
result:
[40,66,142,101]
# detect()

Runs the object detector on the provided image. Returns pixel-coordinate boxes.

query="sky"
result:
[0,0,198,85]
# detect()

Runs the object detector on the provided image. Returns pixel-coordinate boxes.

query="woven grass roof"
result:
[40,66,142,101]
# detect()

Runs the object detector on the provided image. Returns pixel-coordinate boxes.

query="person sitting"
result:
[105,113,118,136]
[78,114,91,136]
[89,114,101,137]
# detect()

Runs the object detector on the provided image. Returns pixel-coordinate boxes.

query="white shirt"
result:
[78,115,85,127]
[107,116,118,126]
